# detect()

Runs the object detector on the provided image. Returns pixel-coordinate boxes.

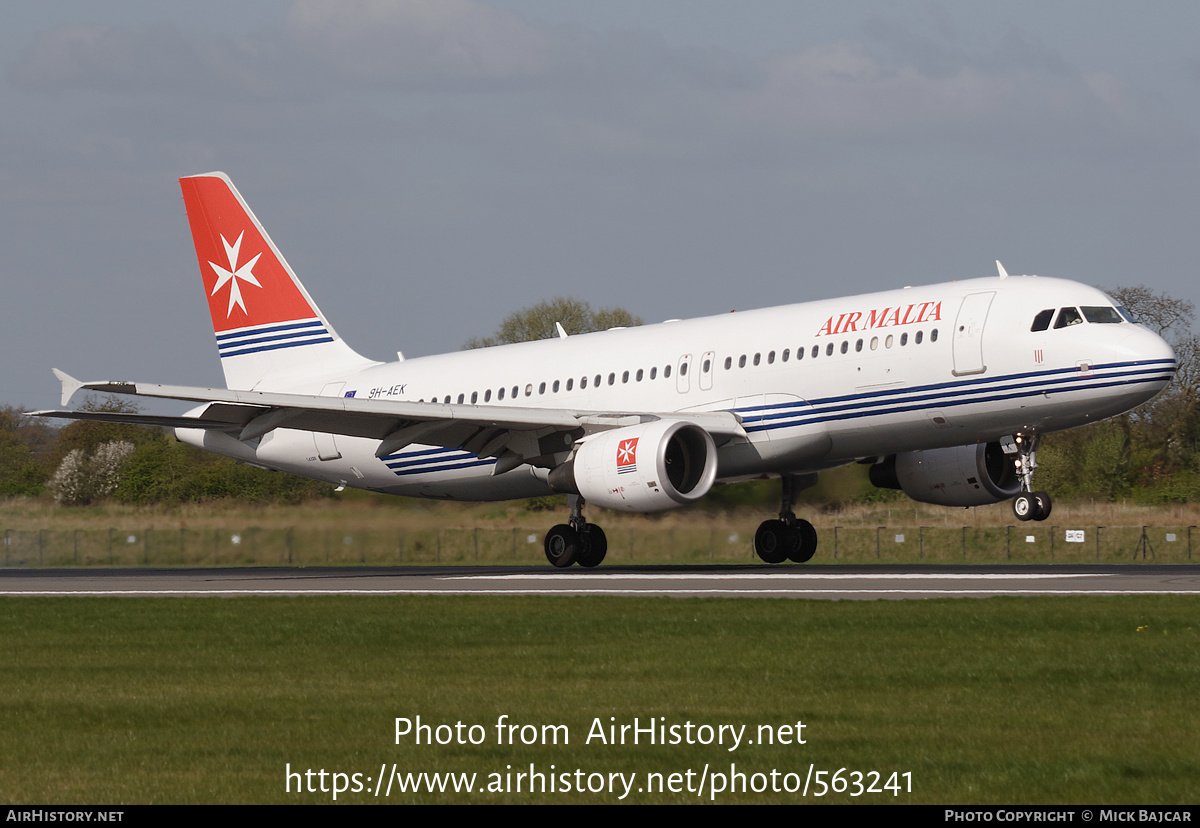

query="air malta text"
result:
[815,302,942,337]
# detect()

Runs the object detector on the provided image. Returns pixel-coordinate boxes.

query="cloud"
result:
[7,22,302,101]
[285,0,552,89]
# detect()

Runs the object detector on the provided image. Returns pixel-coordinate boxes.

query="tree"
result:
[1099,286,1200,499]
[0,407,55,497]
[464,298,643,349]
[1104,285,1194,337]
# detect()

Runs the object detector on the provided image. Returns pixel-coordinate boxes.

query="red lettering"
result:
[816,317,834,337]
[843,311,862,332]
[866,308,891,329]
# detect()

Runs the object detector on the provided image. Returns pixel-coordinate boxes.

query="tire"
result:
[1012,493,1035,522]
[577,525,608,568]
[754,519,790,564]
[1032,492,1053,522]
[544,524,580,568]
[788,519,818,563]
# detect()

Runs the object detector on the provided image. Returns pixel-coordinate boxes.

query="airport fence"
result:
[0,523,1195,567]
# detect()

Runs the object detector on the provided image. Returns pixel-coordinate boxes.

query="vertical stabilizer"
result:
[180,172,377,390]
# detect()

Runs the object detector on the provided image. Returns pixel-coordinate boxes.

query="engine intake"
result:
[549,420,718,511]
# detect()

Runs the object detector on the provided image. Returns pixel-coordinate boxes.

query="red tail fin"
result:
[179,173,375,389]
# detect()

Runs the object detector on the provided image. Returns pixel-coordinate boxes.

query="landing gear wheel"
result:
[1012,493,1035,522]
[754,519,792,564]
[1032,492,1052,522]
[788,519,818,563]
[577,525,608,568]
[544,524,580,568]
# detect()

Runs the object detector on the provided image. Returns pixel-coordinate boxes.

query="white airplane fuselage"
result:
[179,274,1175,501]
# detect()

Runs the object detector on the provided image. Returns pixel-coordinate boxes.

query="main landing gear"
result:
[754,474,819,564]
[544,494,608,568]
[1009,431,1052,522]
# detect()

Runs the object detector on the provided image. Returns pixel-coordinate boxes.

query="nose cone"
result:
[1113,324,1176,400]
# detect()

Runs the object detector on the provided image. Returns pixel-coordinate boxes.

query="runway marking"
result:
[442,572,1113,581]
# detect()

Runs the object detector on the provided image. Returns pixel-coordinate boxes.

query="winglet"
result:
[52,369,84,407]
[555,322,569,339]
[996,260,1009,280]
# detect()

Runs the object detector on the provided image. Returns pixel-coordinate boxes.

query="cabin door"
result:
[952,292,995,376]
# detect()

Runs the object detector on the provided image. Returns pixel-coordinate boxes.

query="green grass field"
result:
[2,595,1196,804]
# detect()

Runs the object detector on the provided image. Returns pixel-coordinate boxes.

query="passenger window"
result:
[580,377,587,389]
[664,365,672,378]
[782,349,790,362]
[1031,309,1054,332]
[470,392,478,404]
[767,351,775,364]
[931,329,938,342]
[457,394,464,404]
[826,343,834,356]
[725,357,732,370]
[485,389,491,402]
[855,338,863,352]
[1054,307,1083,329]
[498,387,505,400]
[812,345,819,358]
[566,379,573,391]
[839,341,848,354]
[650,367,657,380]
[753,353,761,366]
[553,380,560,392]
[900,333,908,346]
[915,331,923,344]
[739,355,746,368]
[636,368,644,381]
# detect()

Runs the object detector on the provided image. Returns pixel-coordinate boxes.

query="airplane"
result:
[36,172,1177,567]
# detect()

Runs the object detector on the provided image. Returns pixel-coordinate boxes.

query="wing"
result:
[34,370,747,474]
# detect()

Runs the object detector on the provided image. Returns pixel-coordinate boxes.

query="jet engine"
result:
[869,442,1021,507]
[548,420,718,511]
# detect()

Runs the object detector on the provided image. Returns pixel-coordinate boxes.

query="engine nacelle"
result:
[549,420,718,512]
[870,442,1021,507]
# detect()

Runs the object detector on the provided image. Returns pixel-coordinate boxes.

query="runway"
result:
[2,564,1198,599]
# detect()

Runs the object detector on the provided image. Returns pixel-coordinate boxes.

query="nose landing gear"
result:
[1009,432,1052,522]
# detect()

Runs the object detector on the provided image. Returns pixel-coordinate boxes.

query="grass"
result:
[2,497,1199,566]
[1,595,1197,804]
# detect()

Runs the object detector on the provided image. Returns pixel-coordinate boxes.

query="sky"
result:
[4,1,1200,411]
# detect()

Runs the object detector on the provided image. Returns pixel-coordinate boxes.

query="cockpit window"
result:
[1031,309,1054,332]
[1117,306,1138,324]
[1054,307,1083,329]
[1082,306,1123,324]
